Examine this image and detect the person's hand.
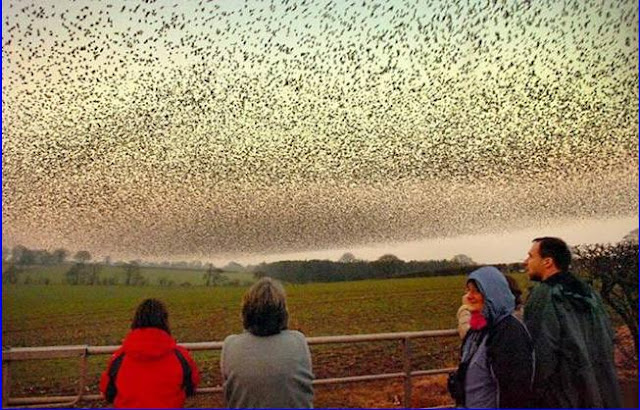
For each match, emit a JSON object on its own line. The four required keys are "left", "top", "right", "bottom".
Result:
{"left": 461, "top": 293, "right": 471, "bottom": 310}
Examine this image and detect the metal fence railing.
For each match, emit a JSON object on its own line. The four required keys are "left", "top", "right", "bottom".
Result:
{"left": 2, "top": 329, "right": 458, "bottom": 408}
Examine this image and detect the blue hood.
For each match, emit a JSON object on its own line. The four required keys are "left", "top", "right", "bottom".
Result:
{"left": 468, "top": 266, "right": 515, "bottom": 325}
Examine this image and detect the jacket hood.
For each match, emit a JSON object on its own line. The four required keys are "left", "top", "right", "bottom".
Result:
{"left": 122, "top": 327, "right": 176, "bottom": 360}
{"left": 468, "top": 266, "right": 515, "bottom": 325}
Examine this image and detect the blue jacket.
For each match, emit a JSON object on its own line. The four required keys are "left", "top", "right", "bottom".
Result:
{"left": 459, "top": 267, "right": 534, "bottom": 408}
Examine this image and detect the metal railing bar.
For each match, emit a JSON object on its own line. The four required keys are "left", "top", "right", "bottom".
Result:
{"left": 6, "top": 400, "right": 85, "bottom": 409}
{"left": 3, "top": 345, "right": 88, "bottom": 361}
{"left": 313, "top": 372, "right": 406, "bottom": 385}
{"left": 411, "top": 367, "right": 457, "bottom": 377}
{"left": 307, "top": 329, "right": 458, "bottom": 344}
{"left": 194, "top": 386, "right": 223, "bottom": 394}
{"left": 4, "top": 329, "right": 459, "bottom": 361}
{"left": 85, "top": 345, "right": 121, "bottom": 355}
{"left": 8, "top": 394, "right": 102, "bottom": 405}
{"left": 176, "top": 341, "right": 225, "bottom": 351}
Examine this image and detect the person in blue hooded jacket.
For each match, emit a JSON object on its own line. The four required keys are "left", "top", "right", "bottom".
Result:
{"left": 448, "top": 266, "right": 534, "bottom": 408}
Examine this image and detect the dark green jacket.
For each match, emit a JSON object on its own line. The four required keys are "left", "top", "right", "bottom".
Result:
{"left": 524, "top": 272, "right": 622, "bottom": 408}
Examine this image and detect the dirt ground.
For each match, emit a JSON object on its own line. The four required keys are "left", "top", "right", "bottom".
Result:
{"left": 614, "top": 326, "right": 639, "bottom": 408}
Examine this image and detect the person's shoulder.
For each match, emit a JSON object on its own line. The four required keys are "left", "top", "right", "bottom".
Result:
{"left": 525, "top": 282, "right": 555, "bottom": 315}
{"left": 282, "top": 330, "right": 309, "bottom": 346}
{"left": 527, "top": 281, "right": 555, "bottom": 304}
{"left": 223, "top": 332, "right": 244, "bottom": 346}
{"left": 491, "top": 315, "right": 513, "bottom": 332}
{"left": 496, "top": 315, "right": 529, "bottom": 335}
{"left": 489, "top": 316, "right": 532, "bottom": 350}
{"left": 282, "top": 329, "right": 307, "bottom": 339}
{"left": 109, "top": 346, "right": 126, "bottom": 362}
{"left": 174, "top": 344, "right": 194, "bottom": 358}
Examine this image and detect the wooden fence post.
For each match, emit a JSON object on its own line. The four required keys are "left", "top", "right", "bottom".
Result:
{"left": 403, "top": 337, "right": 412, "bottom": 408}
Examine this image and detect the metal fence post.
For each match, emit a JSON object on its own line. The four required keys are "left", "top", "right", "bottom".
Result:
{"left": 402, "top": 337, "right": 412, "bottom": 408}
{"left": 3, "top": 360, "right": 10, "bottom": 407}
{"left": 73, "top": 347, "right": 89, "bottom": 406}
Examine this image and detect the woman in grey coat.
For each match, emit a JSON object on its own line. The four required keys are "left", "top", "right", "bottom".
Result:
{"left": 221, "top": 277, "right": 314, "bottom": 408}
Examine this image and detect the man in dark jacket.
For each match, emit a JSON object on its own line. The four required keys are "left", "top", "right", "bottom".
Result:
{"left": 523, "top": 237, "right": 622, "bottom": 408}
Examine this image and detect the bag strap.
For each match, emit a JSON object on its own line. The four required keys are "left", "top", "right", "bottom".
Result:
{"left": 174, "top": 348, "right": 195, "bottom": 397}
{"left": 105, "top": 353, "right": 126, "bottom": 403}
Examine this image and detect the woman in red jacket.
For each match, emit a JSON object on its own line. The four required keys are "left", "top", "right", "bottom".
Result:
{"left": 99, "top": 298, "right": 200, "bottom": 408}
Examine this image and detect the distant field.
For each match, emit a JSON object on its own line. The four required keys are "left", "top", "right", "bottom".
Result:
{"left": 2, "top": 263, "right": 255, "bottom": 286}
{"left": 2, "top": 273, "right": 531, "bottom": 407}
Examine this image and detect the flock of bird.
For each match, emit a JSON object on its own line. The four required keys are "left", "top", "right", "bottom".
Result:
{"left": 2, "top": 0, "right": 638, "bottom": 261}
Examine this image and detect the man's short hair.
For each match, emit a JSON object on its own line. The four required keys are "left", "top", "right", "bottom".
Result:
{"left": 533, "top": 237, "right": 572, "bottom": 272}
{"left": 242, "top": 277, "right": 289, "bottom": 336}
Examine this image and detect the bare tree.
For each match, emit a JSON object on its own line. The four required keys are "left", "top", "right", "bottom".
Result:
{"left": 203, "top": 264, "right": 224, "bottom": 286}
{"left": 338, "top": 252, "right": 357, "bottom": 263}
{"left": 3, "top": 262, "right": 21, "bottom": 284}
{"left": 573, "top": 242, "right": 639, "bottom": 355}
{"left": 123, "top": 261, "right": 145, "bottom": 286}
{"left": 88, "top": 263, "right": 101, "bottom": 285}
{"left": 52, "top": 248, "right": 69, "bottom": 264}
{"left": 73, "top": 250, "right": 92, "bottom": 264}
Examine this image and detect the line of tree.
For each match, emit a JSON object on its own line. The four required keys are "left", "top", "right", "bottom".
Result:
{"left": 3, "top": 245, "right": 75, "bottom": 266}
{"left": 2, "top": 245, "right": 243, "bottom": 273}
{"left": 252, "top": 253, "right": 478, "bottom": 283}
{"left": 2, "top": 245, "right": 97, "bottom": 266}
{"left": 64, "top": 260, "right": 148, "bottom": 286}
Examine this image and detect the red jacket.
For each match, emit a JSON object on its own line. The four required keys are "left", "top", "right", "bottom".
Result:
{"left": 99, "top": 328, "right": 200, "bottom": 408}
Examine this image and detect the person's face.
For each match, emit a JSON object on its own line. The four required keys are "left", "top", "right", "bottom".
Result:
{"left": 465, "top": 281, "right": 484, "bottom": 312}
{"left": 524, "top": 241, "right": 546, "bottom": 281}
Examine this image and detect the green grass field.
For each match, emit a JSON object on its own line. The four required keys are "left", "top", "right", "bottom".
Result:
{"left": 4, "top": 274, "right": 506, "bottom": 346}
{"left": 2, "top": 273, "right": 532, "bottom": 407}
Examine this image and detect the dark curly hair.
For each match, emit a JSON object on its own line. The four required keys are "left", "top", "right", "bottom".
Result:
{"left": 242, "top": 277, "right": 289, "bottom": 337}
{"left": 131, "top": 298, "right": 171, "bottom": 334}
{"left": 504, "top": 274, "right": 523, "bottom": 308}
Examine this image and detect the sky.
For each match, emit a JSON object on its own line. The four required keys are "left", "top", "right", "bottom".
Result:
{"left": 244, "top": 215, "right": 639, "bottom": 266}
{"left": 2, "top": 0, "right": 638, "bottom": 265}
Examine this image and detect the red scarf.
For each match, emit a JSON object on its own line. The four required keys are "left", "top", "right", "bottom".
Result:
{"left": 469, "top": 310, "right": 487, "bottom": 330}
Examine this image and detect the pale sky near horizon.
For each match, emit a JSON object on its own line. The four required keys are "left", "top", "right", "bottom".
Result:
{"left": 2, "top": 0, "right": 638, "bottom": 263}
{"left": 180, "top": 215, "right": 639, "bottom": 267}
